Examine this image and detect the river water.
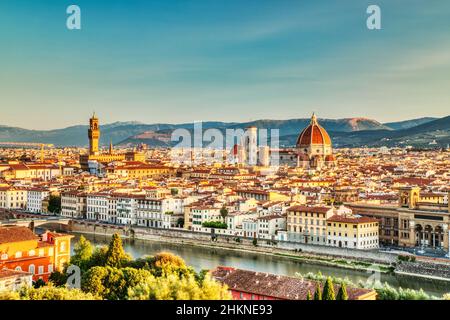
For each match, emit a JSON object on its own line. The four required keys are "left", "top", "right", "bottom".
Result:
{"left": 72, "top": 232, "right": 450, "bottom": 297}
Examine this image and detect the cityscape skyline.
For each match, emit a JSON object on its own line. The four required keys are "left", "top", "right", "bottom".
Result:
{"left": 0, "top": 0, "right": 449, "bottom": 129}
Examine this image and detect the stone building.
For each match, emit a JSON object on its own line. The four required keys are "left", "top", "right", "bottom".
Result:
{"left": 348, "top": 187, "right": 450, "bottom": 251}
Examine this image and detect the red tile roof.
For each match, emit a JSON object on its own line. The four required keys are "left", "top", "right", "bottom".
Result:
{"left": 211, "top": 266, "right": 375, "bottom": 300}
{"left": 0, "top": 226, "right": 38, "bottom": 244}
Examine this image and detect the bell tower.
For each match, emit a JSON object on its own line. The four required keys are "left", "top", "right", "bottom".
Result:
{"left": 88, "top": 112, "right": 100, "bottom": 155}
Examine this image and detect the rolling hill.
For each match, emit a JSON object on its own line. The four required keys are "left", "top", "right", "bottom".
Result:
{"left": 0, "top": 116, "right": 447, "bottom": 148}
{"left": 383, "top": 117, "right": 437, "bottom": 130}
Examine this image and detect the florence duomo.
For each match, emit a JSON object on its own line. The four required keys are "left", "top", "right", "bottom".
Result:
{"left": 296, "top": 113, "right": 336, "bottom": 170}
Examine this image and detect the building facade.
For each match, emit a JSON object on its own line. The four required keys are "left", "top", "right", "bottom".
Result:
{"left": 0, "top": 226, "right": 72, "bottom": 282}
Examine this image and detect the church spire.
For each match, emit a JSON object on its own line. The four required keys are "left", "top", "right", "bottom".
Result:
{"left": 109, "top": 139, "right": 114, "bottom": 154}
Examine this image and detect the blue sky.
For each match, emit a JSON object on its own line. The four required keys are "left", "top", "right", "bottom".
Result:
{"left": 0, "top": 0, "right": 449, "bottom": 129}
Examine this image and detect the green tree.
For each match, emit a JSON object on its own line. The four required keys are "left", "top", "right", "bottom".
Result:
{"left": 33, "top": 279, "right": 46, "bottom": 289}
{"left": 322, "top": 277, "right": 336, "bottom": 300}
{"left": 90, "top": 245, "right": 108, "bottom": 267}
{"left": 19, "top": 284, "right": 99, "bottom": 300}
{"left": 47, "top": 195, "right": 61, "bottom": 214}
{"left": 71, "top": 236, "right": 93, "bottom": 271}
{"left": 105, "top": 234, "right": 131, "bottom": 268}
{"left": 306, "top": 290, "right": 312, "bottom": 300}
{"left": 336, "top": 283, "right": 348, "bottom": 300}
{"left": 81, "top": 266, "right": 155, "bottom": 300}
{"left": 314, "top": 285, "right": 322, "bottom": 300}
{"left": 150, "top": 252, "right": 194, "bottom": 277}
{"left": 220, "top": 206, "right": 228, "bottom": 222}
{"left": 127, "top": 272, "right": 231, "bottom": 300}
{"left": 81, "top": 266, "right": 110, "bottom": 298}
{"left": 48, "top": 270, "right": 68, "bottom": 287}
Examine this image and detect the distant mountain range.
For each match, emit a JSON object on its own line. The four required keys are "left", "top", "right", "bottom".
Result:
{"left": 383, "top": 117, "right": 437, "bottom": 130}
{"left": 0, "top": 116, "right": 447, "bottom": 148}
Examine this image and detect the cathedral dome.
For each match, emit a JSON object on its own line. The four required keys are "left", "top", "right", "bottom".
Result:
{"left": 296, "top": 113, "right": 332, "bottom": 146}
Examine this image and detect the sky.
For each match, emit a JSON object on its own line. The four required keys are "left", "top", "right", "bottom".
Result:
{"left": 0, "top": 0, "right": 449, "bottom": 129}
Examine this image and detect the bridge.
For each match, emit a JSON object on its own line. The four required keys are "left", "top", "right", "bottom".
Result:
{"left": 0, "top": 211, "right": 72, "bottom": 231}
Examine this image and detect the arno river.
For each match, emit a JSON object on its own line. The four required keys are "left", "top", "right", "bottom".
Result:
{"left": 72, "top": 233, "right": 450, "bottom": 297}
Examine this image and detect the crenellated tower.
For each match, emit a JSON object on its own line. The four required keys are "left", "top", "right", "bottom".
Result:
{"left": 88, "top": 112, "right": 100, "bottom": 155}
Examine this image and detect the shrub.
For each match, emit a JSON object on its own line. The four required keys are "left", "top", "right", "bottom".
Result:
{"left": 202, "top": 221, "right": 227, "bottom": 229}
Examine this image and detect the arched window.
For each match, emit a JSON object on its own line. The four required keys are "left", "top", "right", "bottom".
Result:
{"left": 28, "top": 264, "right": 35, "bottom": 274}
{"left": 15, "top": 251, "right": 22, "bottom": 258}
{"left": 15, "top": 266, "right": 22, "bottom": 271}
{"left": 1, "top": 254, "right": 8, "bottom": 260}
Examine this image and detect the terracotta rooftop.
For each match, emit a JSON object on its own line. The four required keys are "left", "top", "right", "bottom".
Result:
{"left": 211, "top": 266, "right": 375, "bottom": 300}
{"left": 0, "top": 269, "right": 32, "bottom": 280}
{"left": 0, "top": 226, "right": 38, "bottom": 244}
{"left": 327, "top": 214, "right": 379, "bottom": 224}
{"left": 287, "top": 205, "right": 331, "bottom": 213}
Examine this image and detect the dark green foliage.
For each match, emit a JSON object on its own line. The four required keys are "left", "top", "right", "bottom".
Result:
{"left": 314, "top": 285, "right": 322, "bottom": 300}
{"left": 202, "top": 221, "right": 227, "bottom": 229}
{"left": 48, "top": 270, "right": 68, "bottom": 287}
{"left": 398, "top": 255, "right": 416, "bottom": 263}
{"left": 336, "top": 283, "right": 348, "bottom": 300}
{"left": 33, "top": 279, "right": 46, "bottom": 289}
{"left": 47, "top": 195, "right": 61, "bottom": 214}
{"left": 322, "top": 277, "right": 336, "bottom": 300}
{"left": 220, "top": 207, "right": 228, "bottom": 222}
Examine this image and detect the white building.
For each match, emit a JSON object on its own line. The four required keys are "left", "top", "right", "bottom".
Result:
{"left": 0, "top": 187, "right": 27, "bottom": 210}
{"left": 257, "top": 215, "right": 286, "bottom": 240}
{"left": 191, "top": 206, "right": 222, "bottom": 232}
{"left": 116, "top": 196, "right": 137, "bottom": 226}
{"left": 61, "top": 192, "right": 87, "bottom": 219}
{"left": 86, "top": 193, "right": 111, "bottom": 222}
{"left": 26, "top": 188, "right": 49, "bottom": 213}
{"left": 242, "top": 219, "right": 258, "bottom": 238}
{"left": 136, "top": 197, "right": 169, "bottom": 229}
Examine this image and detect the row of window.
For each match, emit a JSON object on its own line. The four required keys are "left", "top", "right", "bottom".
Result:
{"left": 289, "top": 212, "right": 325, "bottom": 218}
{"left": 289, "top": 218, "right": 326, "bottom": 226}
{"left": 1, "top": 248, "right": 54, "bottom": 260}
{"left": 328, "top": 231, "right": 378, "bottom": 237}
{"left": 18, "top": 264, "right": 54, "bottom": 275}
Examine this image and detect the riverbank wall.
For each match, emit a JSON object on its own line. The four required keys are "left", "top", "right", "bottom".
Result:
{"left": 70, "top": 220, "right": 397, "bottom": 266}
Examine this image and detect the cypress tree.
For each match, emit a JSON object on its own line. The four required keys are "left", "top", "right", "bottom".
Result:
{"left": 306, "top": 290, "right": 312, "bottom": 300}
{"left": 337, "top": 283, "right": 349, "bottom": 300}
{"left": 105, "top": 233, "right": 128, "bottom": 268}
{"left": 314, "top": 285, "right": 322, "bottom": 300}
{"left": 322, "top": 277, "right": 336, "bottom": 300}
